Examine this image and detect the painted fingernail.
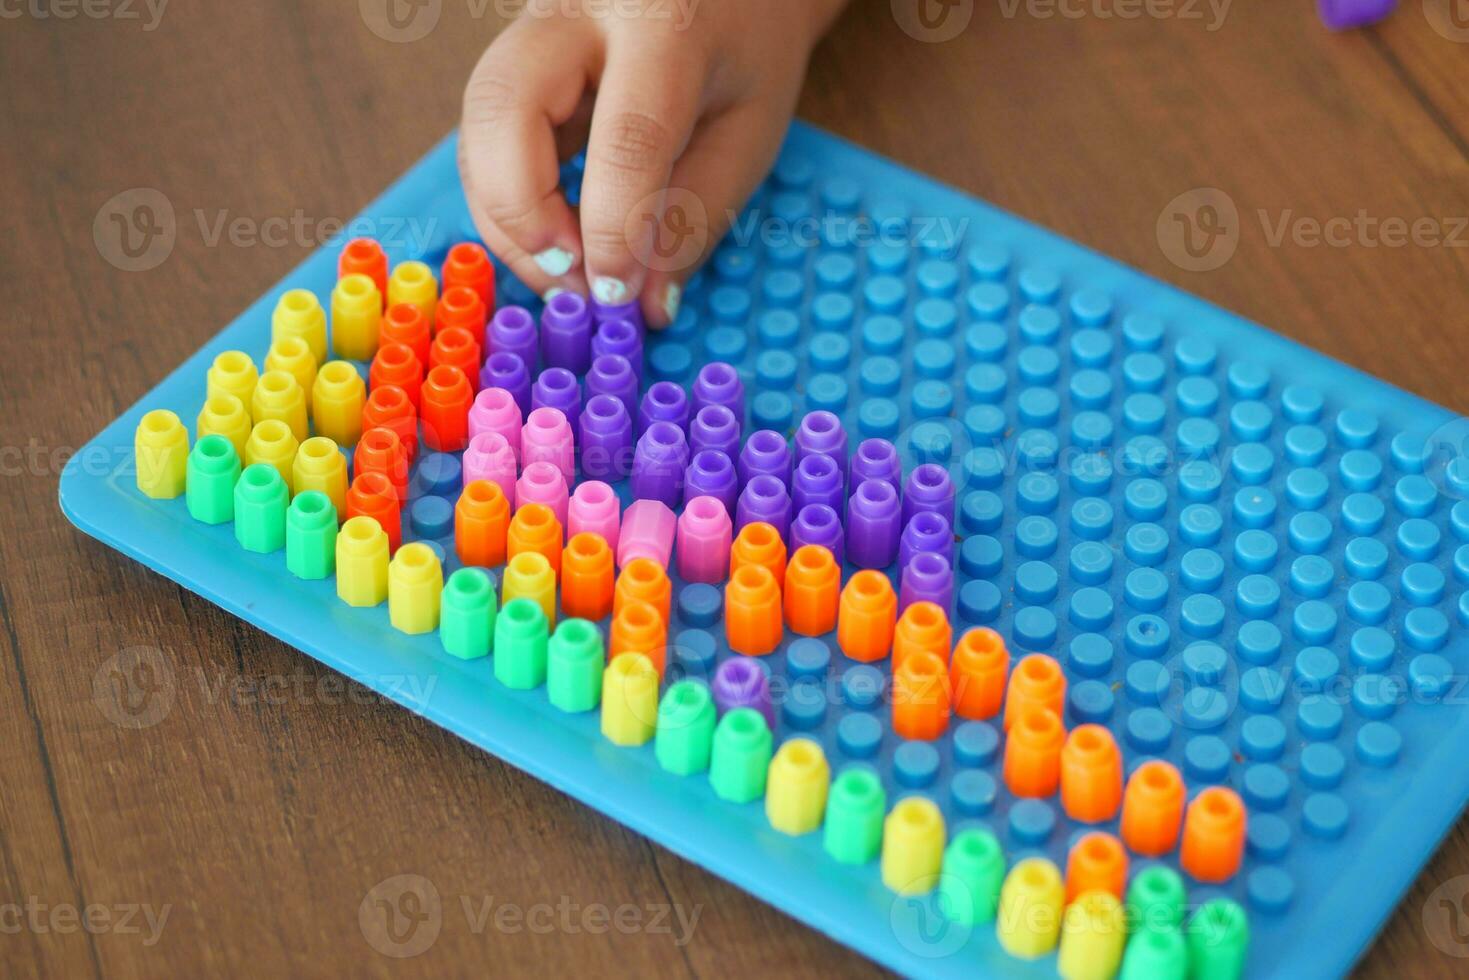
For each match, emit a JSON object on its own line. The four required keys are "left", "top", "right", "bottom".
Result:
{"left": 662, "top": 283, "right": 682, "bottom": 324}
{"left": 592, "top": 277, "right": 630, "bottom": 305}
{"left": 543, "top": 287, "right": 567, "bottom": 302}
{"left": 533, "top": 247, "right": 576, "bottom": 277}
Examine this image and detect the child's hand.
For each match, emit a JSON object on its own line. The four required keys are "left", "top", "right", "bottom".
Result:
{"left": 459, "top": 0, "right": 848, "bottom": 328}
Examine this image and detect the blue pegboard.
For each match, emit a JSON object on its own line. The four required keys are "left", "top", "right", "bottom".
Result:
{"left": 60, "top": 123, "right": 1469, "bottom": 979}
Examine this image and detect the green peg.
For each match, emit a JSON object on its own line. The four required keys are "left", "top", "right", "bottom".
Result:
{"left": 1127, "top": 864, "right": 1188, "bottom": 933}
{"left": 708, "top": 707, "right": 772, "bottom": 804}
{"left": 234, "top": 463, "right": 287, "bottom": 553}
{"left": 286, "top": 491, "right": 337, "bottom": 579}
{"left": 546, "top": 618, "right": 603, "bottom": 710}
{"left": 1187, "top": 899, "right": 1249, "bottom": 980}
{"left": 938, "top": 829, "right": 1005, "bottom": 925}
{"left": 1120, "top": 926, "right": 1187, "bottom": 980}
{"left": 186, "top": 434, "right": 240, "bottom": 524}
{"left": 440, "top": 568, "right": 496, "bottom": 660}
{"left": 822, "top": 767, "right": 886, "bottom": 865}
{"left": 493, "top": 597, "right": 548, "bottom": 689}
{"left": 654, "top": 681, "right": 716, "bottom": 775}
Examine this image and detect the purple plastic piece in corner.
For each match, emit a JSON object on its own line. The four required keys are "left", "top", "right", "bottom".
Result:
{"left": 684, "top": 450, "right": 739, "bottom": 518}
{"left": 540, "top": 291, "right": 594, "bottom": 375}
{"left": 1318, "top": 0, "right": 1396, "bottom": 30}
{"left": 899, "top": 511, "right": 955, "bottom": 571}
{"left": 690, "top": 405, "right": 742, "bottom": 462}
{"left": 638, "top": 382, "right": 690, "bottom": 436}
{"left": 794, "top": 410, "right": 849, "bottom": 474}
{"left": 488, "top": 306, "right": 539, "bottom": 377}
{"left": 531, "top": 366, "right": 582, "bottom": 431}
{"left": 737, "top": 429, "right": 793, "bottom": 491}
{"left": 902, "top": 463, "right": 955, "bottom": 527}
{"left": 630, "top": 420, "right": 690, "bottom": 508}
{"left": 735, "top": 474, "right": 793, "bottom": 541}
{"left": 579, "top": 394, "right": 634, "bottom": 481}
{"left": 481, "top": 351, "right": 532, "bottom": 416}
{"left": 790, "top": 503, "right": 844, "bottom": 566}
{"left": 591, "top": 319, "right": 644, "bottom": 384}
{"left": 691, "top": 362, "right": 745, "bottom": 425}
{"left": 712, "top": 657, "right": 774, "bottom": 729}
{"left": 791, "top": 453, "right": 845, "bottom": 515}
{"left": 899, "top": 552, "right": 954, "bottom": 615}
{"left": 846, "top": 479, "right": 902, "bottom": 570}
{"left": 585, "top": 354, "right": 639, "bottom": 419}
{"left": 591, "top": 295, "right": 643, "bottom": 331}
{"left": 850, "top": 438, "right": 902, "bottom": 496}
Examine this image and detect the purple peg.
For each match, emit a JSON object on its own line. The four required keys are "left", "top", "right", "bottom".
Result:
{"left": 846, "top": 479, "right": 902, "bottom": 569}
{"left": 712, "top": 657, "right": 774, "bottom": 729}
{"left": 691, "top": 362, "right": 745, "bottom": 425}
{"left": 735, "top": 474, "right": 793, "bottom": 541}
{"left": 684, "top": 450, "right": 738, "bottom": 519}
{"left": 481, "top": 351, "right": 532, "bottom": 416}
{"left": 585, "top": 354, "right": 639, "bottom": 419}
{"left": 851, "top": 438, "right": 901, "bottom": 496}
{"left": 631, "top": 420, "right": 689, "bottom": 508}
{"left": 790, "top": 503, "right": 844, "bottom": 566}
{"left": 591, "top": 317, "right": 644, "bottom": 384}
{"left": 488, "top": 306, "right": 539, "bottom": 376}
{"left": 899, "top": 511, "right": 955, "bottom": 571}
{"left": 690, "top": 405, "right": 742, "bottom": 462}
{"left": 579, "top": 394, "right": 634, "bottom": 481}
{"left": 540, "top": 291, "right": 594, "bottom": 375}
{"left": 899, "top": 552, "right": 954, "bottom": 615}
{"left": 1318, "top": 0, "right": 1396, "bottom": 31}
{"left": 531, "top": 366, "right": 582, "bottom": 431}
{"left": 591, "top": 295, "right": 643, "bottom": 331}
{"left": 638, "top": 381, "right": 690, "bottom": 436}
{"left": 791, "top": 453, "right": 845, "bottom": 516}
{"left": 737, "top": 429, "right": 792, "bottom": 489}
{"left": 794, "top": 410, "right": 849, "bottom": 475}
{"left": 902, "top": 463, "right": 956, "bottom": 527}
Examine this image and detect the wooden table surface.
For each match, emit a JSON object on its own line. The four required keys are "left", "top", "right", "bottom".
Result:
{"left": 4, "top": 0, "right": 1469, "bottom": 976}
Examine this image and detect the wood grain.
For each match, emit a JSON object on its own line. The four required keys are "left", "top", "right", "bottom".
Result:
{"left": 2, "top": 0, "right": 1467, "bottom": 976}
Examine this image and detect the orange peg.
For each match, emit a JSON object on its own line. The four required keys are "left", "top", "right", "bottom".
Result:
{"left": 1065, "top": 832, "right": 1128, "bottom": 902}
{"left": 725, "top": 563, "right": 783, "bottom": 656}
{"left": 455, "top": 480, "right": 510, "bottom": 568}
{"left": 380, "top": 302, "right": 432, "bottom": 366}
{"left": 1004, "top": 654, "right": 1067, "bottom": 731}
{"left": 369, "top": 341, "right": 424, "bottom": 409}
{"left": 950, "top": 627, "right": 1009, "bottom": 720}
{"left": 353, "top": 427, "right": 409, "bottom": 501}
{"left": 1180, "top": 786, "right": 1247, "bottom": 883}
{"left": 837, "top": 570, "right": 897, "bottom": 662}
{"left": 429, "top": 325, "right": 481, "bottom": 392}
{"left": 892, "top": 601, "right": 952, "bottom": 671}
{"left": 440, "top": 242, "right": 495, "bottom": 313}
{"left": 609, "top": 599, "right": 668, "bottom": 675}
{"left": 1121, "top": 760, "right": 1187, "bottom": 857}
{"left": 345, "top": 471, "right": 402, "bottom": 552}
{"left": 783, "top": 545, "right": 840, "bottom": 636}
{"left": 362, "top": 384, "right": 418, "bottom": 464}
{"left": 420, "top": 364, "right": 473, "bottom": 452}
{"left": 561, "top": 532, "right": 615, "bottom": 620}
{"left": 339, "top": 238, "right": 388, "bottom": 302}
{"left": 729, "top": 521, "right": 787, "bottom": 587}
{"left": 892, "top": 650, "right": 952, "bottom": 741}
{"left": 1060, "top": 724, "right": 1124, "bottom": 823}
{"left": 507, "top": 502, "right": 563, "bottom": 574}
{"left": 1002, "top": 706, "right": 1065, "bottom": 798}
{"left": 435, "top": 285, "right": 488, "bottom": 348}
{"left": 614, "top": 557, "right": 672, "bottom": 625}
